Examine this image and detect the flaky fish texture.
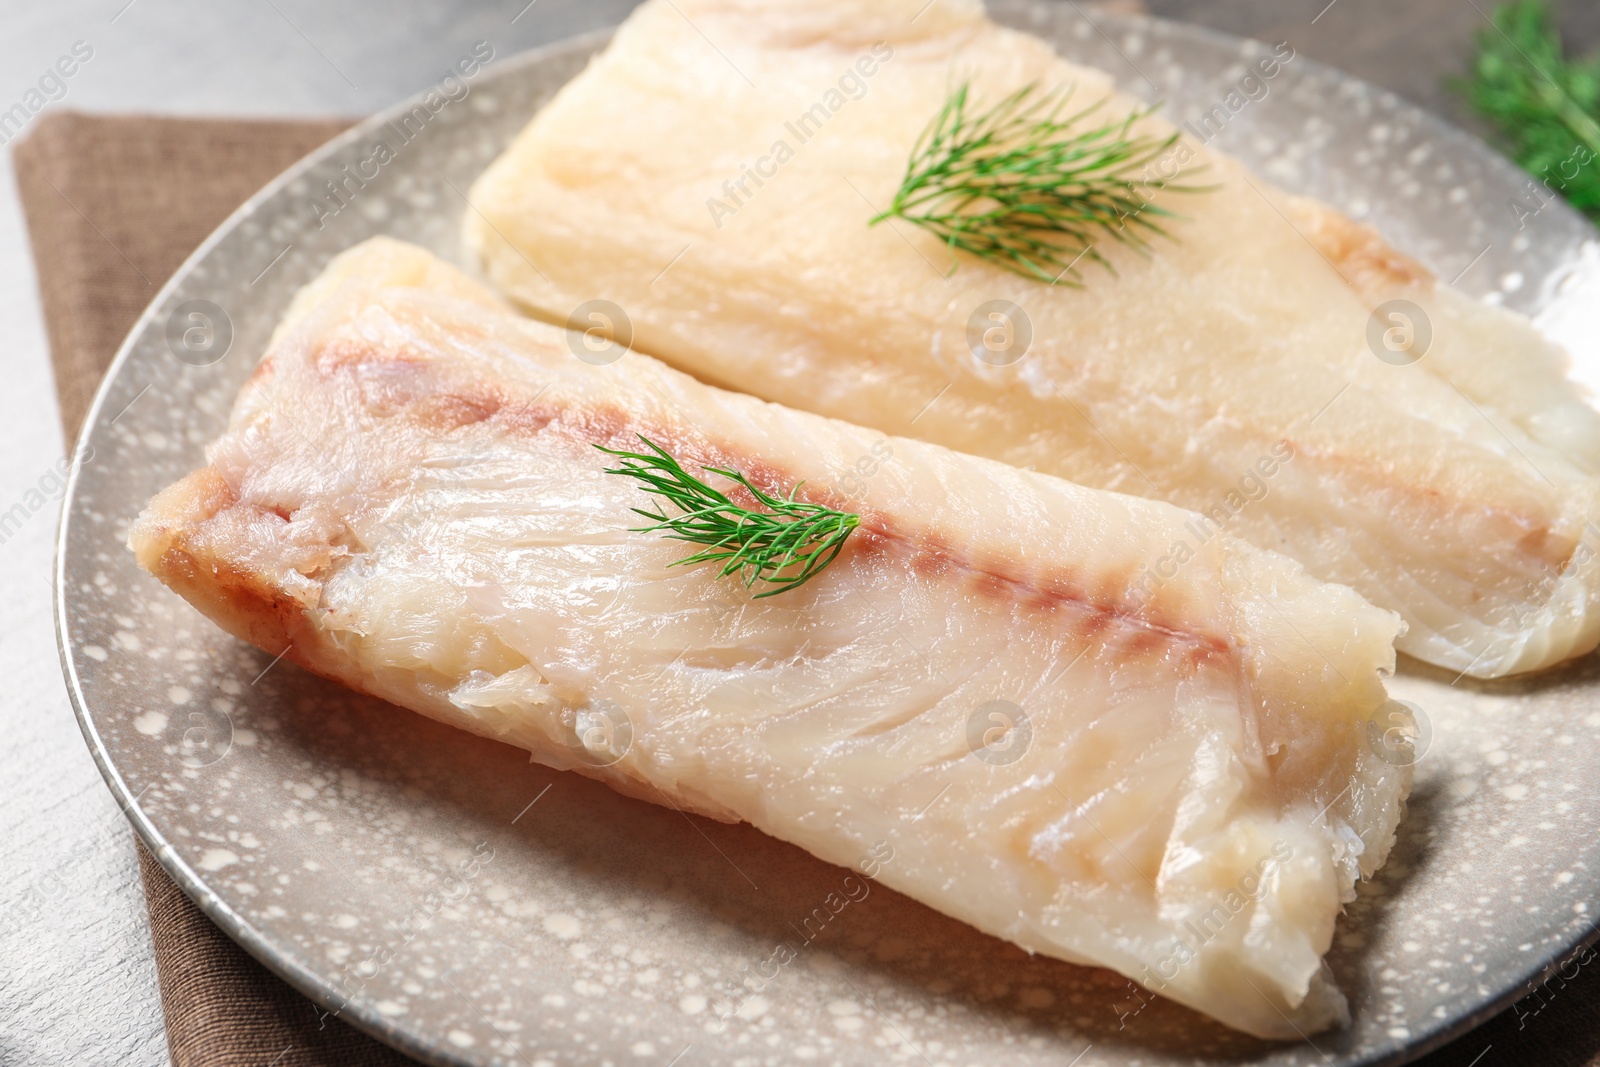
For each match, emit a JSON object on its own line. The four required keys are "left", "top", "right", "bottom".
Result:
{"left": 465, "top": 0, "right": 1600, "bottom": 678}
{"left": 131, "top": 238, "right": 1408, "bottom": 1039}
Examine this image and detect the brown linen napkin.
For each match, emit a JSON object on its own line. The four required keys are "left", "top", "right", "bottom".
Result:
{"left": 16, "top": 110, "right": 413, "bottom": 1067}
{"left": 14, "top": 109, "right": 1600, "bottom": 1067}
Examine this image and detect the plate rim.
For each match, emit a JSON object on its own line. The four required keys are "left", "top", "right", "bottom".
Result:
{"left": 50, "top": 8, "right": 1600, "bottom": 1066}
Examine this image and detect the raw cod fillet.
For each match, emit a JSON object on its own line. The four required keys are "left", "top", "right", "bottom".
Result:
{"left": 129, "top": 238, "right": 1408, "bottom": 1039}
{"left": 464, "top": 0, "right": 1600, "bottom": 678}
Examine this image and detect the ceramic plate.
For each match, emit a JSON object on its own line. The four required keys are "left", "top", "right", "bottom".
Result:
{"left": 57, "top": 5, "right": 1600, "bottom": 1065}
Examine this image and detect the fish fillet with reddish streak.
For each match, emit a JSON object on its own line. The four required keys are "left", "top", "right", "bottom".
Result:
{"left": 130, "top": 238, "right": 1408, "bottom": 1039}
{"left": 465, "top": 0, "right": 1600, "bottom": 678}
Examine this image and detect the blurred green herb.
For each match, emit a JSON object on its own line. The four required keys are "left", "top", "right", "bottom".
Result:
{"left": 1464, "top": 0, "right": 1600, "bottom": 220}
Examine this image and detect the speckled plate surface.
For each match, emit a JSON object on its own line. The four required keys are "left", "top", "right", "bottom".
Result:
{"left": 57, "top": 6, "right": 1600, "bottom": 1066}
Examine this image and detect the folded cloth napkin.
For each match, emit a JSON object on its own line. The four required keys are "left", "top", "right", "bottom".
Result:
{"left": 14, "top": 108, "right": 1599, "bottom": 1067}
{"left": 16, "top": 111, "right": 413, "bottom": 1067}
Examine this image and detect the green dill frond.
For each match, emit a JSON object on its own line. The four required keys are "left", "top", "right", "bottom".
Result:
{"left": 1464, "top": 0, "right": 1600, "bottom": 219}
{"left": 597, "top": 436, "right": 860, "bottom": 598}
{"left": 870, "top": 81, "right": 1210, "bottom": 285}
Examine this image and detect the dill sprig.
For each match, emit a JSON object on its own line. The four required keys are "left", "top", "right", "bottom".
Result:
{"left": 1465, "top": 0, "right": 1600, "bottom": 220}
{"left": 870, "top": 82, "right": 1208, "bottom": 284}
{"left": 596, "top": 436, "right": 860, "bottom": 598}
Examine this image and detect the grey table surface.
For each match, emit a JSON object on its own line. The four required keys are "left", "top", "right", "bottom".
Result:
{"left": 0, "top": 1, "right": 1594, "bottom": 1065}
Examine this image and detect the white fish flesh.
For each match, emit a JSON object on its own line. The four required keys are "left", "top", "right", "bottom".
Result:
{"left": 130, "top": 238, "right": 1408, "bottom": 1039}
{"left": 464, "top": 0, "right": 1600, "bottom": 678}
